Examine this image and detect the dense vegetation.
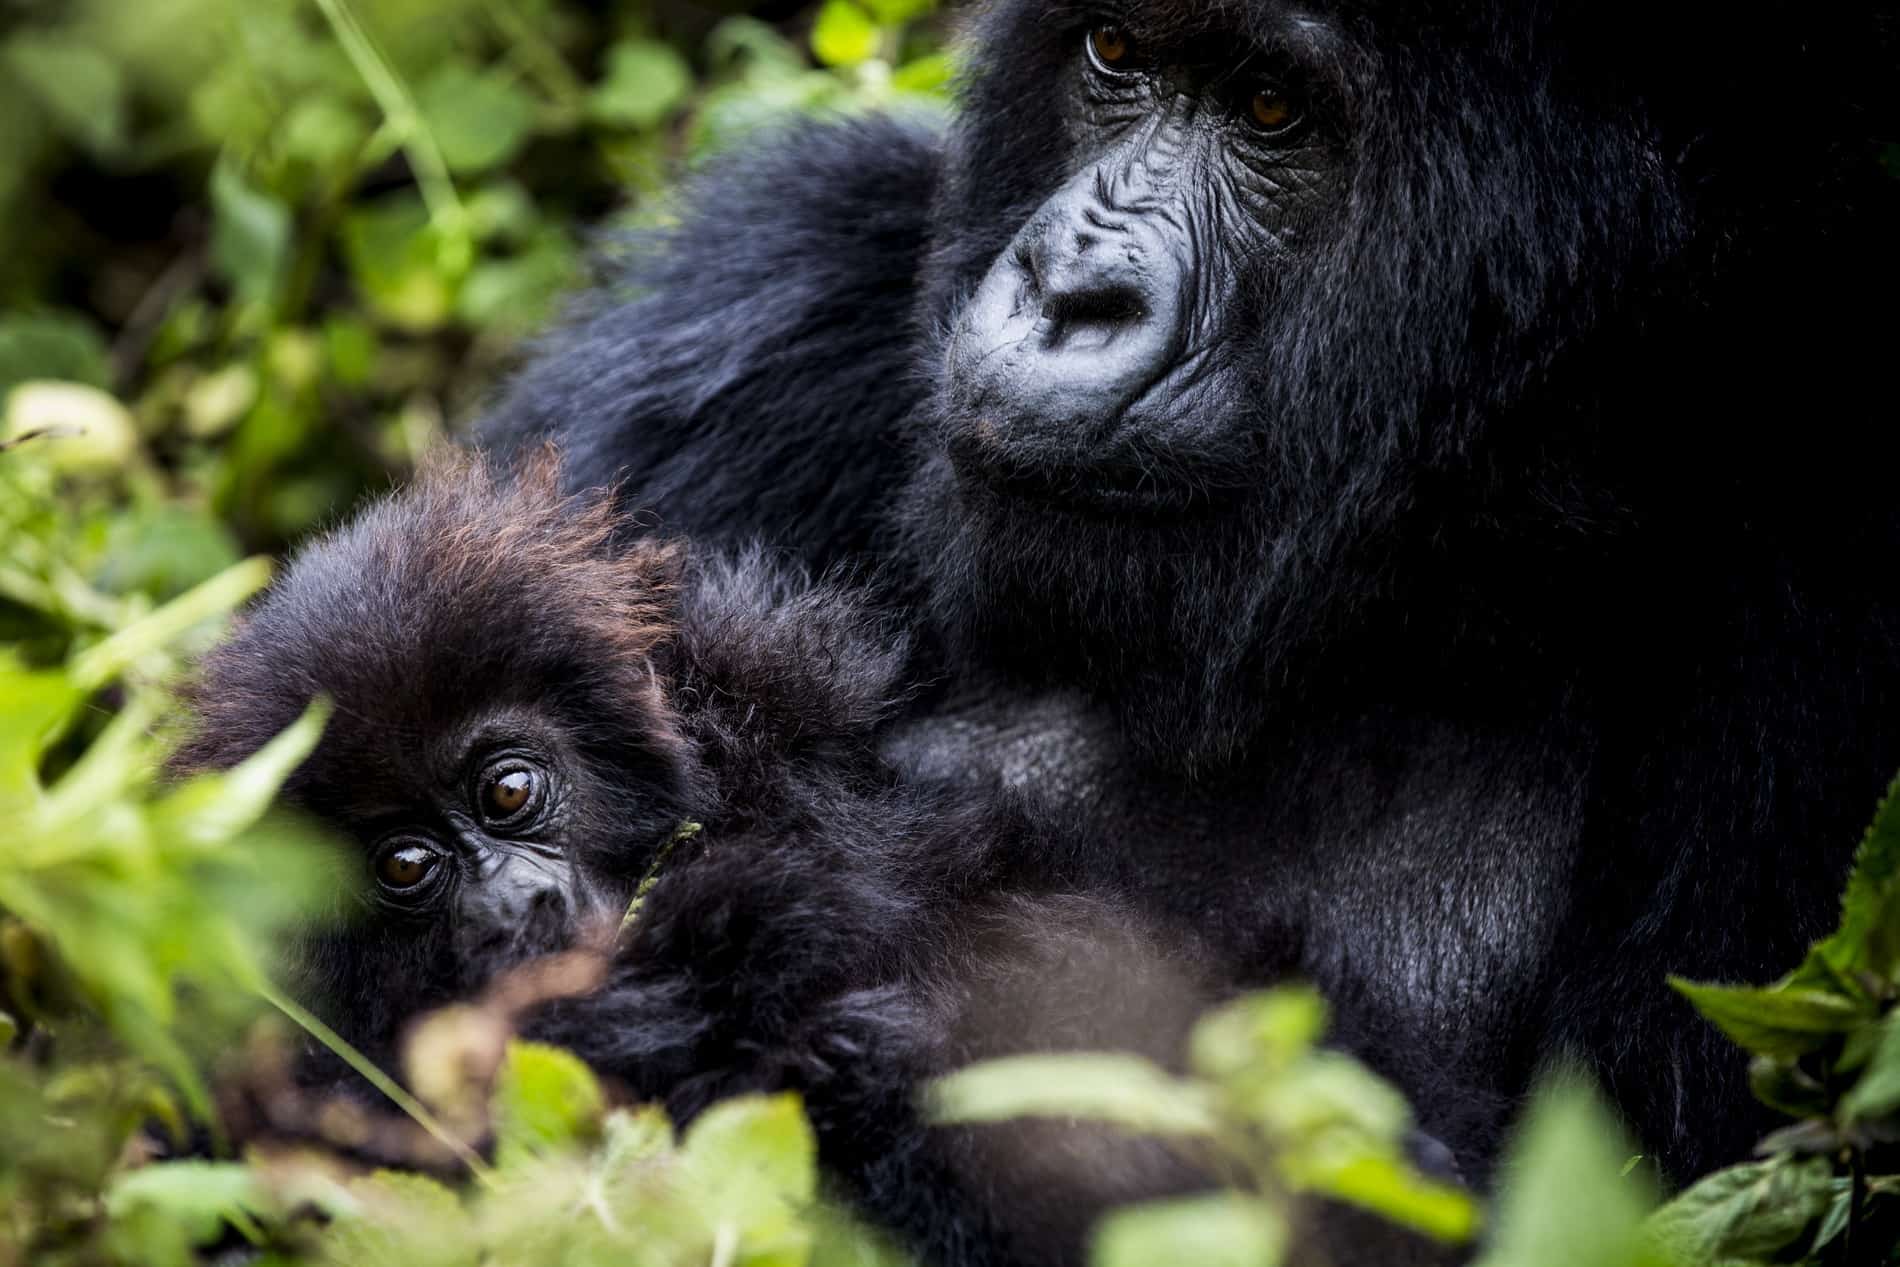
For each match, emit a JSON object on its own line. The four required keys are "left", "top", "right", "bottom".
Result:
{"left": 3, "top": 2, "right": 1898, "bottom": 1262}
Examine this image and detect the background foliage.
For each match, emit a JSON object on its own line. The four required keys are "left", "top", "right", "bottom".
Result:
{"left": 2, "top": 0, "right": 1898, "bottom": 1263}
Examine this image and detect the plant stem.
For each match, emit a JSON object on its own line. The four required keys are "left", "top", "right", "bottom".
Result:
{"left": 258, "top": 979, "right": 494, "bottom": 1183}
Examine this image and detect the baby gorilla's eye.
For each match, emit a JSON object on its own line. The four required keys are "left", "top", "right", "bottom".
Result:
{"left": 1086, "top": 26, "right": 1138, "bottom": 73}
{"left": 373, "top": 841, "right": 442, "bottom": 894}
{"left": 478, "top": 762, "right": 541, "bottom": 824}
{"left": 1246, "top": 85, "right": 1304, "bottom": 135}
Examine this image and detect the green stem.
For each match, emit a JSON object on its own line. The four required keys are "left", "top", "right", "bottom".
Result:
{"left": 258, "top": 979, "right": 494, "bottom": 1183}
{"left": 308, "top": 0, "right": 470, "bottom": 262}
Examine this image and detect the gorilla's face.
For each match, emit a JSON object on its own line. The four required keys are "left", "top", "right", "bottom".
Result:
{"left": 909, "top": 0, "right": 1684, "bottom": 759}
{"left": 941, "top": 16, "right": 1345, "bottom": 515}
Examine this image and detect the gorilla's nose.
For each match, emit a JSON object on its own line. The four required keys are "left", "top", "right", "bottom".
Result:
{"left": 949, "top": 194, "right": 1184, "bottom": 442}
{"left": 1027, "top": 233, "right": 1154, "bottom": 354}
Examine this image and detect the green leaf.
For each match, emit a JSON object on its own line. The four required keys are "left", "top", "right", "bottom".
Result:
{"left": 0, "top": 312, "right": 110, "bottom": 396}
{"left": 811, "top": 0, "right": 881, "bottom": 68}
{"left": 891, "top": 52, "right": 955, "bottom": 97}
{"left": 106, "top": 1160, "right": 272, "bottom": 1245}
{"left": 680, "top": 1091, "right": 819, "bottom": 1210}
{"left": 0, "top": 655, "right": 82, "bottom": 804}
{"left": 1804, "top": 772, "right": 1900, "bottom": 990}
{"left": 927, "top": 1052, "right": 1217, "bottom": 1136}
{"left": 457, "top": 236, "right": 577, "bottom": 332}
{"left": 1299, "top": 1150, "right": 1481, "bottom": 1245}
{"left": 591, "top": 40, "right": 693, "bottom": 131}
{"left": 3, "top": 381, "right": 142, "bottom": 475}
{"left": 1670, "top": 978, "right": 1869, "bottom": 1059}
{"left": 1476, "top": 1076, "right": 1666, "bottom": 1267}
{"left": 1190, "top": 985, "right": 1327, "bottom": 1083}
{"left": 1092, "top": 1194, "right": 1287, "bottom": 1267}
{"left": 280, "top": 97, "right": 371, "bottom": 169}
{"left": 417, "top": 64, "right": 537, "bottom": 176}
{"left": 210, "top": 160, "right": 292, "bottom": 304}
{"left": 2, "top": 32, "right": 127, "bottom": 156}
{"left": 340, "top": 194, "right": 463, "bottom": 331}
{"left": 70, "top": 555, "right": 273, "bottom": 691}
{"left": 677, "top": 1093, "right": 819, "bottom": 1266}
{"left": 152, "top": 695, "right": 328, "bottom": 850}
{"left": 1647, "top": 1156, "right": 1833, "bottom": 1263}
{"left": 1840, "top": 1009, "right": 1900, "bottom": 1122}
{"left": 491, "top": 1040, "right": 606, "bottom": 1168}
{"left": 862, "top": 0, "right": 935, "bottom": 23}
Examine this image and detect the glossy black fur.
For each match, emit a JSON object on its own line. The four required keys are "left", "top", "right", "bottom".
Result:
{"left": 182, "top": 461, "right": 1336, "bottom": 1266}
{"left": 482, "top": 0, "right": 1900, "bottom": 1188}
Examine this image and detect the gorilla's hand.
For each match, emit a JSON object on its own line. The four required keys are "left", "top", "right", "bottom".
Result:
{"left": 520, "top": 836, "right": 934, "bottom": 1139}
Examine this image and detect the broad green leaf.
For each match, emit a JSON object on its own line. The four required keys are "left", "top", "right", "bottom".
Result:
{"left": 1670, "top": 978, "right": 1869, "bottom": 1059}
{"left": 417, "top": 64, "right": 537, "bottom": 176}
{"left": 1190, "top": 985, "right": 1326, "bottom": 1082}
{"left": 1295, "top": 1150, "right": 1481, "bottom": 1245}
{"left": 3, "top": 381, "right": 141, "bottom": 475}
{"left": 491, "top": 1040, "right": 606, "bottom": 1168}
{"left": 70, "top": 555, "right": 272, "bottom": 691}
{"left": 892, "top": 53, "right": 954, "bottom": 97}
{"left": 210, "top": 160, "right": 292, "bottom": 304}
{"left": 0, "top": 311, "right": 110, "bottom": 395}
{"left": 927, "top": 1052, "right": 1217, "bottom": 1136}
{"left": 597, "top": 1102, "right": 676, "bottom": 1179}
{"left": 811, "top": 0, "right": 880, "bottom": 68}
{"left": 151, "top": 695, "right": 328, "bottom": 849}
{"left": 1839, "top": 1009, "right": 1900, "bottom": 1122}
{"left": 1253, "top": 1050, "right": 1412, "bottom": 1144}
{"left": 0, "top": 1009, "right": 16, "bottom": 1046}
{"left": 680, "top": 1091, "right": 818, "bottom": 1208}
{"left": 341, "top": 194, "right": 463, "bottom": 331}
{"left": 1803, "top": 772, "right": 1900, "bottom": 989}
{"left": 679, "top": 1092, "right": 819, "bottom": 1266}
{"left": 95, "top": 505, "right": 243, "bottom": 602}
{"left": 592, "top": 40, "right": 693, "bottom": 131}
{"left": 457, "top": 236, "right": 578, "bottom": 332}
{"left": 281, "top": 97, "right": 371, "bottom": 169}
{"left": 1477, "top": 1077, "right": 1667, "bottom": 1267}
{"left": 862, "top": 0, "right": 935, "bottom": 23}
{"left": 2, "top": 32, "right": 127, "bottom": 155}
{"left": 106, "top": 1160, "right": 271, "bottom": 1246}
{"left": 1647, "top": 1156, "right": 1832, "bottom": 1262}
{"left": 1092, "top": 1194, "right": 1287, "bottom": 1267}
{"left": 0, "top": 656, "right": 81, "bottom": 804}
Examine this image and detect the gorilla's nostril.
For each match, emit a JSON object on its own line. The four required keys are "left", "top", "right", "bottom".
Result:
{"left": 1042, "top": 285, "right": 1148, "bottom": 333}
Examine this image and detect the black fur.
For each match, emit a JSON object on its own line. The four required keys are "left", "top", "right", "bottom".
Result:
{"left": 481, "top": 0, "right": 1900, "bottom": 1188}
{"left": 185, "top": 459, "right": 1372, "bottom": 1266}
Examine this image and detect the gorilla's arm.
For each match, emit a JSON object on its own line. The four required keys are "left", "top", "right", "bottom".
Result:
{"left": 478, "top": 117, "right": 942, "bottom": 569}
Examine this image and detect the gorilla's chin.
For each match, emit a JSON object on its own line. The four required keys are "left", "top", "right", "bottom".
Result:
{"left": 899, "top": 449, "right": 1279, "bottom": 766}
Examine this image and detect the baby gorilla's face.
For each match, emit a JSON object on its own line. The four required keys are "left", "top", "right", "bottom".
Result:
{"left": 175, "top": 450, "right": 699, "bottom": 1060}
{"left": 342, "top": 712, "right": 607, "bottom": 963}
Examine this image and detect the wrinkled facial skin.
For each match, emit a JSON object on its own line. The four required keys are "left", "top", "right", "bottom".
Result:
{"left": 315, "top": 710, "right": 609, "bottom": 968}
{"left": 942, "top": 12, "right": 1344, "bottom": 513}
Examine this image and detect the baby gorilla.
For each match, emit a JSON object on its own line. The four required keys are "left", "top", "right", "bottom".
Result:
{"left": 177, "top": 453, "right": 1239, "bottom": 1267}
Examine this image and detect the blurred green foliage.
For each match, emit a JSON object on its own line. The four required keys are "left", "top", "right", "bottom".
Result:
{"left": 6, "top": 0, "right": 1900, "bottom": 1262}
{"left": 0, "top": 0, "right": 951, "bottom": 552}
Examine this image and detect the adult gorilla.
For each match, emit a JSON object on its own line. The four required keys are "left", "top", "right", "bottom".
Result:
{"left": 485, "top": 1, "right": 1900, "bottom": 1186}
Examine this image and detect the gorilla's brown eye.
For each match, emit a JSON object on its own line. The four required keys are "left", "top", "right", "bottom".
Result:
{"left": 374, "top": 843, "right": 440, "bottom": 893}
{"left": 1087, "top": 26, "right": 1135, "bottom": 71}
{"left": 1248, "top": 88, "right": 1301, "bottom": 134}
{"left": 480, "top": 764, "right": 538, "bottom": 822}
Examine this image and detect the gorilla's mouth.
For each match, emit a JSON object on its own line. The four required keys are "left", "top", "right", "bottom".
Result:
{"left": 946, "top": 431, "right": 1219, "bottom": 518}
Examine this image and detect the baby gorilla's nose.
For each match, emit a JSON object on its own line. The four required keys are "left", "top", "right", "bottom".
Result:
{"left": 458, "top": 854, "right": 575, "bottom": 961}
